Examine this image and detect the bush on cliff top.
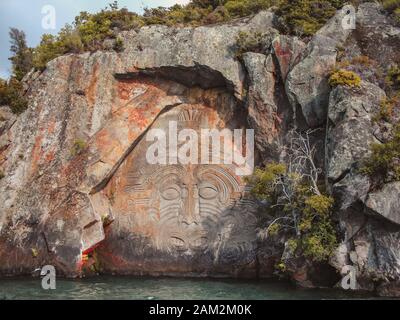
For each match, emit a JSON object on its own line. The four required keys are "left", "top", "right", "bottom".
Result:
{"left": 23, "top": 0, "right": 349, "bottom": 72}
{"left": 276, "top": 0, "right": 345, "bottom": 36}
{"left": 235, "top": 30, "right": 268, "bottom": 58}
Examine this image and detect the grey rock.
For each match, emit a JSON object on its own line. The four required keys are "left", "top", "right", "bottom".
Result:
{"left": 286, "top": 6, "right": 355, "bottom": 127}
{"left": 272, "top": 35, "right": 306, "bottom": 81}
{"left": 242, "top": 52, "right": 279, "bottom": 156}
{"left": 120, "top": 11, "right": 278, "bottom": 98}
{"left": 355, "top": 2, "right": 400, "bottom": 66}
{"left": 333, "top": 169, "right": 370, "bottom": 210}
{"left": 365, "top": 182, "right": 400, "bottom": 226}
{"left": 326, "top": 81, "right": 385, "bottom": 184}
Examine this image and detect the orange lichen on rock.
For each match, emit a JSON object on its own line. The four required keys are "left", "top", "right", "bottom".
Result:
{"left": 86, "top": 63, "right": 99, "bottom": 108}
{"left": 30, "top": 133, "right": 44, "bottom": 175}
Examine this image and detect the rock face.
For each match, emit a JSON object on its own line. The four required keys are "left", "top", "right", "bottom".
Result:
{"left": 365, "top": 182, "right": 400, "bottom": 226}
{"left": 324, "top": 3, "right": 400, "bottom": 297}
{"left": 285, "top": 6, "right": 353, "bottom": 128}
{"left": 243, "top": 52, "right": 280, "bottom": 156}
{"left": 0, "top": 12, "right": 277, "bottom": 278}
{"left": 1, "top": 4, "right": 400, "bottom": 296}
{"left": 326, "top": 81, "right": 385, "bottom": 185}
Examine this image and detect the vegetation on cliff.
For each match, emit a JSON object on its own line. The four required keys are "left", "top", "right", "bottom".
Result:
{"left": 0, "top": 0, "right": 352, "bottom": 115}
{"left": 361, "top": 65, "right": 400, "bottom": 185}
{"left": 382, "top": 0, "right": 400, "bottom": 23}
{"left": 329, "top": 69, "right": 362, "bottom": 88}
{"left": 0, "top": 29, "right": 29, "bottom": 114}
{"left": 247, "top": 130, "right": 337, "bottom": 266}
{"left": 362, "top": 64, "right": 400, "bottom": 185}
{"left": 12, "top": 1, "right": 354, "bottom": 74}
{"left": 361, "top": 125, "right": 400, "bottom": 184}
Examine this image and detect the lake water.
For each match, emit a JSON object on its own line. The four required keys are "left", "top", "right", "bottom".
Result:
{"left": 0, "top": 276, "right": 378, "bottom": 300}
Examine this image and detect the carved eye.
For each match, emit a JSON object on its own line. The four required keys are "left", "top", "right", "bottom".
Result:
{"left": 199, "top": 184, "right": 218, "bottom": 199}
{"left": 160, "top": 186, "right": 180, "bottom": 200}
{"left": 170, "top": 237, "right": 186, "bottom": 250}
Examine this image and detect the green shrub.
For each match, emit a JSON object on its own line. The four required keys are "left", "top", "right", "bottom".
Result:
{"left": 374, "top": 97, "right": 398, "bottom": 123}
{"left": 143, "top": 4, "right": 212, "bottom": 26}
{"left": 381, "top": 0, "right": 400, "bottom": 24}
{"left": 300, "top": 195, "right": 336, "bottom": 262}
{"left": 235, "top": 30, "right": 267, "bottom": 58}
{"left": 33, "top": 34, "right": 65, "bottom": 70}
{"left": 382, "top": 0, "right": 400, "bottom": 13}
{"left": 0, "top": 78, "right": 28, "bottom": 114}
{"left": 395, "top": 8, "right": 400, "bottom": 23}
{"left": 386, "top": 65, "right": 400, "bottom": 91}
{"left": 247, "top": 162, "right": 287, "bottom": 200}
{"left": 302, "top": 217, "right": 337, "bottom": 262}
{"left": 249, "top": 161, "right": 337, "bottom": 263}
{"left": 31, "top": 248, "right": 38, "bottom": 258}
{"left": 8, "top": 28, "right": 33, "bottom": 81}
{"left": 113, "top": 37, "right": 124, "bottom": 52}
{"left": 329, "top": 69, "right": 362, "bottom": 88}
{"left": 276, "top": 0, "right": 345, "bottom": 36}
{"left": 225, "top": 0, "right": 276, "bottom": 17}
{"left": 361, "top": 125, "right": 400, "bottom": 183}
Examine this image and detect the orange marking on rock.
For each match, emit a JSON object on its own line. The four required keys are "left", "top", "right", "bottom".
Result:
{"left": 45, "top": 149, "right": 56, "bottom": 163}
{"left": 273, "top": 41, "right": 291, "bottom": 74}
{"left": 47, "top": 120, "right": 56, "bottom": 135}
{"left": 30, "top": 134, "right": 44, "bottom": 174}
{"left": 86, "top": 63, "right": 99, "bottom": 108}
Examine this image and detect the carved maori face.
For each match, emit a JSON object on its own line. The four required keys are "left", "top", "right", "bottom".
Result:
{"left": 133, "top": 164, "right": 242, "bottom": 252}
{"left": 104, "top": 104, "right": 257, "bottom": 261}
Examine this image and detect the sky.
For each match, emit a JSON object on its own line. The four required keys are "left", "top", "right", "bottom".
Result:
{"left": 0, "top": 0, "right": 190, "bottom": 79}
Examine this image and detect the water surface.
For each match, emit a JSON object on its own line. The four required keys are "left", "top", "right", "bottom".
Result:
{"left": 0, "top": 276, "right": 376, "bottom": 300}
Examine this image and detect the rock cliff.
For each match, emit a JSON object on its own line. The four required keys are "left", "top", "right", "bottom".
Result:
{"left": 1, "top": 3, "right": 400, "bottom": 296}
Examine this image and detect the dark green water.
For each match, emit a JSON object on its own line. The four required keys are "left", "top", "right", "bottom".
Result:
{"left": 0, "top": 276, "right": 377, "bottom": 300}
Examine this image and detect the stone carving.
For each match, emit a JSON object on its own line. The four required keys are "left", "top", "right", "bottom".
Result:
{"left": 98, "top": 104, "right": 258, "bottom": 275}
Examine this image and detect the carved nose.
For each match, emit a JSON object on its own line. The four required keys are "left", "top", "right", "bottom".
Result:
{"left": 180, "top": 184, "right": 200, "bottom": 225}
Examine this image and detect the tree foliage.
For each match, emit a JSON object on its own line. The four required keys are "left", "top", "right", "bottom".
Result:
{"left": 8, "top": 28, "right": 33, "bottom": 81}
{"left": 0, "top": 78, "right": 28, "bottom": 114}
{"left": 248, "top": 130, "right": 337, "bottom": 264}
